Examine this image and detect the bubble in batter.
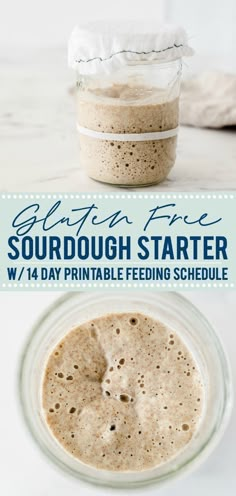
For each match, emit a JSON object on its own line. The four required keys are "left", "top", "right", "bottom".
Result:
{"left": 77, "top": 84, "right": 179, "bottom": 186}
{"left": 42, "top": 312, "right": 204, "bottom": 471}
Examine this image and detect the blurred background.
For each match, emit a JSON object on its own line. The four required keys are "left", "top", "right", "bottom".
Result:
{"left": 167, "top": 0, "right": 236, "bottom": 72}
{"left": 1, "top": 0, "right": 235, "bottom": 70}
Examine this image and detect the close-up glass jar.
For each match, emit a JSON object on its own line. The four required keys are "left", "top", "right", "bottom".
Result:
{"left": 19, "top": 292, "right": 232, "bottom": 490}
{"left": 68, "top": 22, "right": 193, "bottom": 187}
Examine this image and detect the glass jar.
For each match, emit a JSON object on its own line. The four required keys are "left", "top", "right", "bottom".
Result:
{"left": 19, "top": 292, "right": 232, "bottom": 489}
{"left": 76, "top": 60, "right": 181, "bottom": 187}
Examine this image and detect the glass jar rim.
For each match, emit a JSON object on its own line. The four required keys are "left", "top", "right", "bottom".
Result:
{"left": 18, "top": 292, "right": 233, "bottom": 490}
{"left": 126, "top": 58, "right": 182, "bottom": 66}
{"left": 76, "top": 58, "right": 182, "bottom": 79}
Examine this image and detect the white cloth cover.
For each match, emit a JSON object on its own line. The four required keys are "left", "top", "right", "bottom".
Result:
{"left": 68, "top": 21, "right": 193, "bottom": 75}
{"left": 180, "top": 71, "right": 236, "bottom": 128}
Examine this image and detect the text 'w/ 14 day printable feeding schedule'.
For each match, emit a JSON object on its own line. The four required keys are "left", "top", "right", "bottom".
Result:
{"left": 0, "top": 2, "right": 236, "bottom": 496}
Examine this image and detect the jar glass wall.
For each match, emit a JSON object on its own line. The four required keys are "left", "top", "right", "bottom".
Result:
{"left": 19, "top": 292, "right": 232, "bottom": 489}
{"left": 76, "top": 60, "right": 181, "bottom": 187}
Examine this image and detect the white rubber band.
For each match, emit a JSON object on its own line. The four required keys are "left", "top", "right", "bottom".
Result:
{"left": 77, "top": 124, "right": 179, "bottom": 142}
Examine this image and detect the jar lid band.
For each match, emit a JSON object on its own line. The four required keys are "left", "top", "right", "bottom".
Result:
{"left": 77, "top": 124, "right": 179, "bottom": 142}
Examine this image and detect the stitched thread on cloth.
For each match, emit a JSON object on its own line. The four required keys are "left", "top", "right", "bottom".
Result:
{"left": 75, "top": 44, "right": 184, "bottom": 64}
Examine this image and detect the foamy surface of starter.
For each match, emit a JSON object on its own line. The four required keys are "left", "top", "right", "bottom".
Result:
{"left": 77, "top": 84, "right": 179, "bottom": 186}
{"left": 43, "top": 313, "right": 203, "bottom": 471}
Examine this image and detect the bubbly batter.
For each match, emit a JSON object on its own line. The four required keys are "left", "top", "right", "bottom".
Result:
{"left": 42, "top": 312, "right": 203, "bottom": 471}
{"left": 77, "top": 84, "right": 179, "bottom": 186}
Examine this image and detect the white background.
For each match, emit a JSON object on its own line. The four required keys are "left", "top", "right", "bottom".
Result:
{"left": 0, "top": 0, "right": 235, "bottom": 70}
{"left": 0, "top": 291, "right": 235, "bottom": 495}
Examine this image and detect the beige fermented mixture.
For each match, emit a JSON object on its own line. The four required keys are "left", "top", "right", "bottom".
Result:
{"left": 42, "top": 313, "right": 203, "bottom": 471}
{"left": 77, "top": 85, "right": 179, "bottom": 186}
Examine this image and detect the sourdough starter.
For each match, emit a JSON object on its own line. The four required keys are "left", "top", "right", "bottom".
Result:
{"left": 77, "top": 84, "right": 179, "bottom": 186}
{"left": 42, "top": 312, "right": 203, "bottom": 471}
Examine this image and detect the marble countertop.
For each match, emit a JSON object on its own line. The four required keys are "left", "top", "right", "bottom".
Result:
{"left": 1, "top": 48, "right": 236, "bottom": 192}
{"left": 1, "top": 290, "right": 235, "bottom": 495}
